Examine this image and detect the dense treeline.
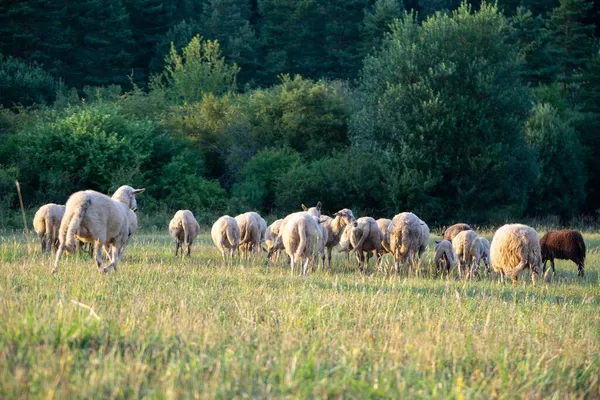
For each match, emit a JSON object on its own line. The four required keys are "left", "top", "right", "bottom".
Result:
{"left": 0, "top": 0, "right": 599, "bottom": 226}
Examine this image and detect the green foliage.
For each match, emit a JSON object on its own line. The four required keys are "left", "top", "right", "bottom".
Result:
{"left": 231, "top": 148, "right": 301, "bottom": 212}
{"left": 154, "top": 35, "right": 240, "bottom": 104}
{"left": 150, "top": 20, "right": 202, "bottom": 73}
{"left": 525, "top": 102, "right": 586, "bottom": 219}
{"left": 359, "top": 0, "right": 404, "bottom": 57}
{"left": 351, "top": 2, "right": 535, "bottom": 222}
{"left": 0, "top": 55, "right": 58, "bottom": 107}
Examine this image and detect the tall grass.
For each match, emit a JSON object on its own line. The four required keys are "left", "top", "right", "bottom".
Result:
{"left": 0, "top": 230, "right": 598, "bottom": 398}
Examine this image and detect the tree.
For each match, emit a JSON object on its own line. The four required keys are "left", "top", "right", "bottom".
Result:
{"left": 351, "top": 2, "right": 535, "bottom": 222}
{"left": 154, "top": 35, "right": 239, "bottom": 104}
{"left": 546, "top": 0, "right": 595, "bottom": 93}
{"left": 359, "top": 0, "right": 404, "bottom": 58}
{"left": 525, "top": 103, "right": 586, "bottom": 219}
{"left": 0, "top": 55, "right": 58, "bottom": 107}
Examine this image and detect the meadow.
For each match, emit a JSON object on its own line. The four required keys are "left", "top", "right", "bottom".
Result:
{"left": 0, "top": 228, "right": 599, "bottom": 399}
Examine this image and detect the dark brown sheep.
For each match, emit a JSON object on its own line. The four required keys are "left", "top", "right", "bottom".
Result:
{"left": 540, "top": 230, "right": 586, "bottom": 277}
{"left": 442, "top": 223, "right": 472, "bottom": 241}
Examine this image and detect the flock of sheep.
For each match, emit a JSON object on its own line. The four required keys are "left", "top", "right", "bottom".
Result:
{"left": 33, "top": 186, "right": 587, "bottom": 285}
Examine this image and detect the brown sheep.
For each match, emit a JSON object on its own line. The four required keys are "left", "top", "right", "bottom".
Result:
{"left": 540, "top": 230, "right": 586, "bottom": 277}
{"left": 443, "top": 223, "right": 473, "bottom": 241}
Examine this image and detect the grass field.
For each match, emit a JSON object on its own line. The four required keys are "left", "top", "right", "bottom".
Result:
{"left": 0, "top": 228, "right": 599, "bottom": 398}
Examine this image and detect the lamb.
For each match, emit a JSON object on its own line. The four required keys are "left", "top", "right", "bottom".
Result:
{"left": 235, "top": 211, "right": 263, "bottom": 259}
{"left": 470, "top": 236, "right": 491, "bottom": 275}
{"left": 490, "top": 224, "right": 541, "bottom": 286}
{"left": 377, "top": 218, "right": 392, "bottom": 254}
{"left": 434, "top": 239, "right": 455, "bottom": 276}
{"left": 33, "top": 203, "right": 65, "bottom": 253}
{"left": 452, "top": 230, "right": 477, "bottom": 278}
{"left": 211, "top": 215, "right": 241, "bottom": 263}
{"left": 386, "top": 212, "right": 423, "bottom": 273}
{"left": 443, "top": 223, "right": 473, "bottom": 241}
{"left": 53, "top": 185, "right": 145, "bottom": 274}
{"left": 169, "top": 210, "right": 201, "bottom": 257}
{"left": 539, "top": 229, "right": 586, "bottom": 277}
{"left": 268, "top": 211, "right": 322, "bottom": 275}
{"left": 339, "top": 217, "right": 382, "bottom": 272}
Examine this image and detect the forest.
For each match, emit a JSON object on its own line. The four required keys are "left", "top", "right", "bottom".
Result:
{"left": 0, "top": 0, "right": 599, "bottom": 227}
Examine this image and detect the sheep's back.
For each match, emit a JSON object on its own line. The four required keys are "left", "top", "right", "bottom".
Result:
{"left": 443, "top": 223, "right": 472, "bottom": 241}
{"left": 490, "top": 224, "right": 541, "bottom": 275}
{"left": 540, "top": 230, "right": 586, "bottom": 263}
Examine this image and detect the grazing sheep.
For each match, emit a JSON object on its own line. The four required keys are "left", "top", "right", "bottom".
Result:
{"left": 300, "top": 202, "right": 329, "bottom": 268}
{"left": 540, "top": 229, "right": 586, "bottom": 277}
{"left": 387, "top": 212, "right": 422, "bottom": 274}
{"left": 470, "top": 236, "right": 491, "bottom": 275}
{"left": 443, "top": 223, "right": 473, "bottom": 241}
{"left": 235, "top": 212, "right": 263, "bottom": 259}
{"left": 377, "top": 218, "right": 392, "bottom": 254}
{"left": 269, "top": 211, "right": 322, "bottom": 275}
{"left": 339, "top": 217, "right": 382, "bottom": 272}
{"left": 169, "top": 210, "right": 201, "bottom": 257}
{"left": 211, "top": 216, "right": 241, "bottom": 263}
{"left": 53, "top": 185, "right": 145, "bottom": 274}
{"left": 434, "top": 240, "right": 455, "bottom": 276}
{"left": 490, "top": 224, "right": 541, "bottom": 286}
{"left": 452, "top": 230, "right": 477, "bottom": 278}
{"left": 33, "top": 203, "right": 65, "bottom": 253}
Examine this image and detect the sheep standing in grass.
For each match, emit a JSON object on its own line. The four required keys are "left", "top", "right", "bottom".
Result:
{"left": 540, "top": 229, "right": 586, "bottom": 277}
{"left": 339, "top": 217, "right": 382, "bottom": 272}
{"left": 434, "top": 240, "right": 455, "bottom": 276}
{"left": 301, "top": 202, "right": 329, "bottom": 269}
{"left": 169, "top": 210, "right": 200, "bottom": 257}
{"left": 443, "top": 223, "right": 472, "bottom": 241}
{"left": 53, "top": 185, "right": 145, "bottom": 274}
{"left": 269, "top": 211, "right": 322, "bottom": 275}
{"left": 211, "top": 216, "right": 241, "bottom": 263}
{"left": 235, "top": 212, "right": 263, "bottom": 259}
{"left": 377, "top": 218, "right": 392, "bottom": 254}
{"left": 33, "top": 203, "right": 65, "bottom": 253}
{"left": 470, "top": 236, "right": 491, "bottom": 276}
{"left": 264, "top": 219, "right": 283, "bottom": 261}
{"left": 387, "top": 212, "right": 422, "bottom": 274}
{"left": 490, "top": 224, "right": 541, "bottom": 286}
{"left": 452, "top": 230, "right": 477, "bottom": 278}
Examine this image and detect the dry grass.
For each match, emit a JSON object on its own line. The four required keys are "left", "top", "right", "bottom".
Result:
{"left": 0, "top": 229, "right": 599, "bottom": 398}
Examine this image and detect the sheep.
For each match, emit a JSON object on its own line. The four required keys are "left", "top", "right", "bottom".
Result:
{"left": 434, "top": 239, "right": 455, "bottom": 276}
{"left": 386, "top": 212, "right": 422, "bottom": 274}
{"left": 33, "top": 203, "right": 65, "bottom": 253}
{"left": 418, "top": 219, "right": 430, "bottom": 258}
{"left": 104, "top": 208, "right": 138, "bottom": 259}
{"left": 53, "top": 185, "right": 145, "bottom": 274}
{"left": 268, "top": 211, "right": 322, "bottom": 275}
{"left": 470, "top": 236, "right": 491, "bottom": 276}
{"left": 211, "top": 215, "right": 241, "bottom": 263}
{"left": 540, "top": 229, "right": 586, "bottom": 277}
{"left": 338, "top": 217, "right": 382, "bottom": 272}
{"left": 300, "top": 202, "right": 329, "bottom": 269}
{"left": 490, "top": 224, "right": 541, "bottom": 286}
{"left": 452, "top": 230, "right": 477, "bottom": 278}
{"left": 265, "top": 219, "right": 283, "bottom": 252}
{"left": 443, "top": 223, "right": 473, "bottom": 241}
{"left": 377, "top": 218, "right": 392, "bottom": 254}
{"left": 235, "top": 211, "right": 263, "bottom": 259}
{"left": 169, "top": 210, "right": 200, "bottom": 257}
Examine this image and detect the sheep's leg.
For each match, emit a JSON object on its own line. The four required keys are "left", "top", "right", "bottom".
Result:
{"left": 551, "top": 259, "right": 556, "bottom": 276}
{"left": 102, "top": 246, "right": 119, "bottom": 273}
{"left": 174, "top": 241, "right": 180, "bottom": 257}
{"left": 511, "top": 275, "right": 518, "bottom": 286}
{"left": 326, "top": 246, "right": 332, "bottom": 269}
{"left": 577, "top": 262, "right": 585, "bottom": 277}
{"left": 356, "top": 251, "right": 364, "bottom": 272}
{"left": 302, "top": 256, "right": 310, "bottom": 276}
{"left": 187, "top": 243, "right": 192, "bottom": 257}
{"left": 40, "top": 236, "right": 46, "bottom": 254}
{"left": 51, "top": 244, "right": 66, "bottom": 274}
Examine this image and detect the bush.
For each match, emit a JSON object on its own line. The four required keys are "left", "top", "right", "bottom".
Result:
{"left": 0, "top": 55, "right": 58, "bottom": 108}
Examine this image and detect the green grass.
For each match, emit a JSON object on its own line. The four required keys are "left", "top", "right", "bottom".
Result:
{"left": 0, "top": 230, "right": 599, "bottom": 398}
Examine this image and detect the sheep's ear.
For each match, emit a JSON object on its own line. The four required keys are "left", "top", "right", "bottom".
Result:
{"left": 301, "top": 204, "right": 308, "bottom": 211}
{"left": 316, "top": 201, "right": 322, "bottom": 210}
{"left": 133, "top": 188, "right": 145, "bottom": 195}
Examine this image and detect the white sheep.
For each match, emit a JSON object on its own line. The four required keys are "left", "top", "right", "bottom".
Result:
{"left": 452, "top": 229, "right": 477, "bottom": 278}
{"left": 53, "top": 185, "right": 145, "bottom": 274}
{"left": 235, "top": 211, "right": 263, "bottom": 259}
{"left": 33, "top": 203, "right": 65, "bottom": 253}
{"left": 434, "top": 239, "right": 455, "bottom": 276}
{"left": 264, "top": 219, "right": 284, "bottom": 263}
{"left": 211, "top": 215, "right": 241, "bottom": 263}
{"left": 386, "top": 212, "right": 422, "bottom": 274}
{"left": 470, "top": 236, "right": 491, "bottom": 276}
{"left": 339, "top": 217, "right": 382, "bottom": 272}
{"left": 300, "top": 202, "right": 328, "bottom": 269}
{"left": 169, "top": 210, "right": 200, "bottom": 257}
{"left": 270, "top": 211, "right": 322, "bottom": 275}
{"left": 490, "top": 224, "right": 541, "bottom": 286}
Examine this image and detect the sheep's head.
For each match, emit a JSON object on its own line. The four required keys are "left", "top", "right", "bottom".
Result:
{"left": 301, "top": 201, "right": 322, "bottom": 218}
{"left": 333, "top": 208, "right": 357, "bottom": 228}
{"left": 112, "top": 186, "right": 145, "bottom": 211}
